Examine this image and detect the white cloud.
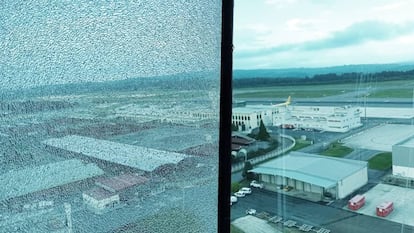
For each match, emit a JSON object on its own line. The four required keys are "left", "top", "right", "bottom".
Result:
{"left": 286, "top": 18, "right": 319, "bottom": 31}
{"left": 264, "top": 0, "right": 297, "bottom": 6}
{"left": 373, "top": 2, "right": 405, "bottom": 12}
{"left": 238, "top": 23, "right": 272, "bottom": 34}
{"left": 234, "top": 0, "right": 414, "bottom": 69}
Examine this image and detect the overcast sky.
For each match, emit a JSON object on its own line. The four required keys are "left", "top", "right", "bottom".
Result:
{"left": 234, "top": 0, "right": 414, "bottom": 69}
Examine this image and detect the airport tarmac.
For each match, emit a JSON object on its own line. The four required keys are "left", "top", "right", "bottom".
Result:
{"left": 345, "top": 183, "right": 414, "bottom": 226}
{"left": 342, "top": 124, "right": 414, "bottom": 151}
{"left": 363, "top": 107, "right": 414, "bottom": 119}
{"left": 232, "top": 215, "right": 282, "bottom": 233}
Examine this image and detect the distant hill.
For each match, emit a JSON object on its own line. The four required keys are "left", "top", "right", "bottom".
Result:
{"left": 2, "top": 71, "right": 219, "bottom": 100}
{"left": 233, "top": 63, "right": 414, "bottom": 79}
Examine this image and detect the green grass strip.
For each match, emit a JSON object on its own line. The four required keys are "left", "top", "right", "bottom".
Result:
{"left": 320, "top": 142, "right": 353, "bottom": 157}
{"left": 369, "top": 152, "right": 392, "bottom": 170}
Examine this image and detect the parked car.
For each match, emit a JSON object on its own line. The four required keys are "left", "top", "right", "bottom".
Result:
{"left": 230, "top": 196, "right": 238, "bottom": 203}
{"left": 246, "top": 208, "right": 256, "bottom": 215}
{"left": 234, "top": 191, "right": 245, "bottom": 198}
{"left": 250, "top": 180, "right": 264, "bottom": 189}
{"left": 239, "top": 187, "right": 252, "bottom": 194}
{"left": 283, "top": 185, "right": 293, "bottom": 192}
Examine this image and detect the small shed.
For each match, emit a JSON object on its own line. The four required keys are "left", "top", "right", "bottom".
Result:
{"left": 82, "top": 187, "right": 120, "bottom": 213}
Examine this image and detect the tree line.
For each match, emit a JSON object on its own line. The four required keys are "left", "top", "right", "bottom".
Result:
{"left": 233, "top": 69, "right": 414, "bottom": 88}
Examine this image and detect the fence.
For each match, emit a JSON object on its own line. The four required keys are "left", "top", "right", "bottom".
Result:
{"left": 231, "top": 134, "right": 296, "bottom": 173}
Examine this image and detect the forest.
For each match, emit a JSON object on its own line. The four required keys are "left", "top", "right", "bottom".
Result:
{"left": 233, "top": 69, "right": 414, "bottom": 88}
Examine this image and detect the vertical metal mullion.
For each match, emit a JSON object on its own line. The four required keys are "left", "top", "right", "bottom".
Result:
{"left": 218, "top": 0, "right": 234, "bottom": 233}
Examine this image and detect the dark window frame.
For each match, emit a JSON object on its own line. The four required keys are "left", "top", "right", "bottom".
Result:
{"left": 218, "top": 1, "right": 234, "bottom": 233}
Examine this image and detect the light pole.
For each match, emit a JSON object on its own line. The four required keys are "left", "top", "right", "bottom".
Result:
{"left": 411, "top": 88, "right": 414, "bottom": 126}
{"left": 364, "top": 93, "right": 370, "bottom": 123}
{"left": 64, "top": 203, "right": 72, "bottom": 233}
{"left": 182, "top": 185, "right": 192, "bottom": 211}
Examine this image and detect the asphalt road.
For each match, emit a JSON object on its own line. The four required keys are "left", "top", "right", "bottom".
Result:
{"left": 231, "top": 189, "right": 414, "bottom": 233}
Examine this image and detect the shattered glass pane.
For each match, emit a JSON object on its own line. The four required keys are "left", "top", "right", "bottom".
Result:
{"left": 0, "top": 1, "right": 221, "bottom": 232}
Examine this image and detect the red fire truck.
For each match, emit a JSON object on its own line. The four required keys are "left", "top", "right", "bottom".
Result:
{"left": 348, "top": 194, "right": 365, "bottom": 210}
{"left": 376, "top": 201, "right": 393, "bottom": 217}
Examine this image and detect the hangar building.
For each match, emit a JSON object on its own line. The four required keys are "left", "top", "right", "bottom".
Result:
{"left": 250, "top": 152, "right": 368, "bottom": 199}
{"left": 392, "top": 136, "right": 414, "bottom": 178}
{"left": 43, "top": 135, "right": 189, "bottom": 172}
{"left": 0, "top": 159, "right": 104, "bottom": 202}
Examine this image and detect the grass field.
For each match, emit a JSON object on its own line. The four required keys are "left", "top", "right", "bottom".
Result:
{"left": 112, "top": 208, "right": 202, "bottom": 233}
{"left": 320, "top": 142, "right": 353, "bottom": 157}
{"left": 234, "top": 89, "right": 342, "bottom": 98}
{"left": 290, "top": 139, "right": 312, "bottom": 151}
{"left": 368, "top": 88, "right": 414, "bottom": 98}
{"left": 369, "top": 152, "right": 392, "bottom": 170}
{"left": 233, "top": 80, "right": 414, "bottom": 99}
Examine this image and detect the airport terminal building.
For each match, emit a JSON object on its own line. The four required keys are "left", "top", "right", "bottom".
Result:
{"left": 251, "top": 152, "right": 368, "bottom": 199}
{"left": 232, "top": 104, "right": 362, "bottom": 133}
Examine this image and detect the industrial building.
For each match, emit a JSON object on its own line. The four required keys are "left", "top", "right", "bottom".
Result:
{"left": 232, "top": 101, "right": 362, "bottom": 133}
{"left": 95, "top": 173, "right": 149, "bottom": 200}
{"left": 274, "top": 105, "right": 362, "bottom": 132}
{"left": 82, "top": 188, "right": 120, "bottom": 213}
{"left": 83, "top": 173, "right": 149, "bottom": 213}
{"left": 231, "top": 133, "right": 255, "bottom": 151}
{"left": 114, "top": 103, "right": 218, "bottom": 125}
{"left": 232, "top": 105, "right": 276, "bottom": 131}
{"left": 43, "top": 135, "right": 189, "bottom": 172}
{"left": 0, "top": 159, "right": 104, "bottom": 202}
{"left": 392, "top": 136, "right": 414, "bottom": 178}
{"left": 250, "top": 152, "right": 368, "bottom": 199}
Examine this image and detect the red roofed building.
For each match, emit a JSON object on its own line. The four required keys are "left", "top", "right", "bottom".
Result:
{"left": 95, "top": 173, "right": 149, "bottom": 201}
{"left": 231, "top": 133, "right": 255, "bottom": 151}
{"left": 83, "top": 173, "right": 149, "bottom": 213}
{"left": 96, "top": 174, "right": 149, "bottom": 193}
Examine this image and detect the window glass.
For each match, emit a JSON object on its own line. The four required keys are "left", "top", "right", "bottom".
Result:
{"left": 231, "top": 1, "right": 414, "bottom": 233}
{"left": 0, "top": 1, "right": 222, "bottom": 232}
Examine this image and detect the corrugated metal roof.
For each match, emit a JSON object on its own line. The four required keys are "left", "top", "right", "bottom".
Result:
{"left": 251, "top": 151, "right": 367, "bottom": 188}
{"left": 0, "top": 159, "right": 104, "bottom": 201}
{"left": 43, "top": 135, "right": 189, "bottom": 172}
{"left": 83, "top": 187, "right": 118, "bottom": 201}
{"left": 96, "top": 174, "right": 148, "bottom": 192}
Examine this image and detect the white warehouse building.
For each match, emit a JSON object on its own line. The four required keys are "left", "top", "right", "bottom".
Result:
{"left": 232, "top": 103, "right": 362, "bottom": 133}
{"left": 251, "top": 152, "right": 368, "bottom": 199}
{"left": 232, "top": 105, "right": 275, "bottom": 131}
{"left": 392, "top": 136, "right": 414, "bottom": 179}
{"left": 276, "top": 105, "right": 362, "bottom": 132}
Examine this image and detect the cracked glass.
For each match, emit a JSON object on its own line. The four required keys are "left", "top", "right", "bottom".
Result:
{"left": 0, "top": 1, "right": 222, "bottom": 232}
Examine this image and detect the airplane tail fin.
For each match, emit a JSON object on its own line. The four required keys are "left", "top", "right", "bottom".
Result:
{"left": 286, "top": 96, "right": 291, "bottom": 106}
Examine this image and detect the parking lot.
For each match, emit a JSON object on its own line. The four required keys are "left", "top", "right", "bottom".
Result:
{"left": 231, "top": 188, "right": 414, "bottom": 233}
{"left": 348, "top": 183, "right": 414, "bottom": 226}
